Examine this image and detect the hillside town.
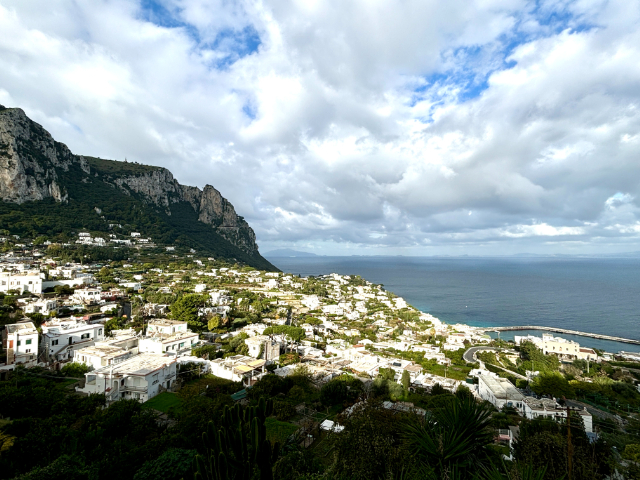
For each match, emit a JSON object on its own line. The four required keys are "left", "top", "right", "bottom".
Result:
{"left": 1, "top": 238, "right": 640, "bottom": 478}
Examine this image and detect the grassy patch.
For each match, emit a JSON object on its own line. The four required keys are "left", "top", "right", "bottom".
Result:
{"left": 422, "top": 364, "right": 471, "bottom": 381}
{"left": 143, "top": 392, "right": 183, "bottom": 413}
{"left": 265, "top": 417, "right": 298, "bottom": 444}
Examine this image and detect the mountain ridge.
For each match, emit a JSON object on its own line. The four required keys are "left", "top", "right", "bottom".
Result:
{"left": 0, "top": 105, "right": 276, "bottom": 271}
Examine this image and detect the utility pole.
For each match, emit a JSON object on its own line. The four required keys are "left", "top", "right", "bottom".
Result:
{"left": 564, "top": 396, "right": 573, "bottom": 480}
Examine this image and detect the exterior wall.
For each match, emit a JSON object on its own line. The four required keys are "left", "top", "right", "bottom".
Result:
{"left": 73, "top": 349, "right": 132, "bottom": 369}
{"left": 0, "top": 273, "right": 42, "bottom": 294}
{"left": 24, "top": 299, "right": 57, "bottom": 315}
{"left": 80, "top": 359, "right": 176, "bottom": 403}
{"left": 3, "top": 329, "right": 39, "bottom": 365}
{"left": 139, "top": 334, "right": 198, "bottom": 355}
{"left": 72, "top": 289, "right": 103, "bottom": 305}
{"left": 523, "top": 404, "right": 593, "bottom": 432}
{"left": 147, "top": 322, "right": 188, "bottom": 335}
{"left": 43, "top": 324, "right": 105, "bottom": 362}
{"left": 477, "top": 376, "right": 524, "bottom": 412}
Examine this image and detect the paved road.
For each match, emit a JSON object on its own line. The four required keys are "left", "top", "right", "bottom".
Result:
{"left": 463, "top": 346, "right": 528, "bottom": 380}
{"left": 463, "top": 346, "right": 499, "bottom": 364}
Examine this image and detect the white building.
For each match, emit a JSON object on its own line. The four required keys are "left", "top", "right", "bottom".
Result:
{"left": 301, "top": 295, "right": 321, "bottom": 310}
{"left": 139, "top": 331, "right": 199, "bottom": 356}
{"left": 23, "top": 298, "right": 58, "bottom": 316}
{"left": 71, "top": 287, "right": 103, "bottom": 305}
{"left": 515, "top": 333, "right": 591, "bottom": 360}
{"left": 2, "top": 322, "right": 39, "bottom": 366}
{"left": 477, "top": 375, "right": 525, "bottom": 413}
{"left": 209, "top": 355, "right": 267, "bottom": 385}
{"left": 245, "top": 335, "right": 281, "bottom": 362}
{"left": 78, "top": 353, "right": 177, "bottom": 403}
{"left": 73, "top": 344, "right": 133, "bottom": 369}
{"left": 522, "top": 396, "right": 593, "bottom": 432}
{"left": 0, "top": 272, "right": 42, "bottom": 294}
{"left": 146, "top": 319, "right": 189, "bottom": 335}
{"left": 41, "top": 319, "right": 105, "bottom": 362}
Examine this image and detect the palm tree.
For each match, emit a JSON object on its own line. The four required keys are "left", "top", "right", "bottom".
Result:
{"left": 402, "top": 397, "right": 496, "bottom": 477}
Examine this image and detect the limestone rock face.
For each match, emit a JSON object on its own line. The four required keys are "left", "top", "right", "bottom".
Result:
{"left": 0, "top": 104, "right": 260, "bottom": 256}
{"left": 197, "top": 185, "right": 258, "bottom": 255}
{"left": 0, "top": 106, "right": 87, "bottom": 203}
{"left": 113, "top": 169, "right": 181, "bottom": 209}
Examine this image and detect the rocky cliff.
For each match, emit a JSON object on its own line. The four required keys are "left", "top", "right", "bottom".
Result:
{"left": 0, "top": 105, "right": 268, "bottom": 264}
{"left": 107, "top": 168, "right": 259, "bottom": 256}
{"left": 0, "top": 106, "right": 90, "bottom": 203}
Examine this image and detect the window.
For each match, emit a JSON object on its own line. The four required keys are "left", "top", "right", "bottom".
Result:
{"left": 98, "top": 329, "right": 103, "bottom": 335}
{"left": 26, "top": 349, "right": 31, "bottom": 353}
{"left": 179, "top": 342, "right": 185, "bottom": 348}
{"left": 17, "top": 340, "right": 21, "bottom": 346}
{"left": 81, "top": 333, "right": 90, "bottom": 340}
{"left": 52, "top": 339, "right": 59, "bottom": 346}
{"left": 26, "top": 339, "right": 32, "bottom": 345}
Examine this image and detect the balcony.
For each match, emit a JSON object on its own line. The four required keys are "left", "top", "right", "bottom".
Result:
{"left": 122, "top": 385, "right": 148, "bottom": 393}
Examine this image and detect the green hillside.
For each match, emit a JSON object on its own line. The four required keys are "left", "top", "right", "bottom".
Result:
{"left": 0, "top": 158, "right": 277, "bottom": 271}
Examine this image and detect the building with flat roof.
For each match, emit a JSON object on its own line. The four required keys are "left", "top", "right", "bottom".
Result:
{"left": 146, "top": 319, "right": 189, "bottom": 336}
{"left": 209, "top": 355, "right": 267, "bottom": 385}
{"left": 0, "top": 272, "right": 42, "bottom": 294}
{"left": 2, "top": 322, "right": 39, "bottom": 366}
{"left": 477, "top": 375, "right": 525, "bottom": 412}
{"left": 41, "top": 319, "right": 104, "bottom": 363}
{"left": 523, "top": 396, "right": 593, "bottom": 432}
{"left": 78, "top": 353, "right": 177, "bottom": 403}
{"left": 139, "top": 331, "right": 198, "bottom": 356}
{"left": 73, "top": 344, "right": 133, "bottom": 369}
{"left": 245, "top": 335, "right": 281, "bottom": 362}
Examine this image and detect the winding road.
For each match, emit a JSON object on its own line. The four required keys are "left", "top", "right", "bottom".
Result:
{"left": 463, "top": 346, "right": 499, "bottom": 364}
{"left": 463, "top": 346, "right": 528, "bottom": 380}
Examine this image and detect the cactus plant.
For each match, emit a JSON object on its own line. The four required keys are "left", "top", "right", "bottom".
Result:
{"left": 193, "top": 398, "right": 280, "bottom": 480}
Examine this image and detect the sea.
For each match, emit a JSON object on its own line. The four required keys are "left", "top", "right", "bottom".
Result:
{"left": 266, "top": 255, "right": 640, "bottom": 354}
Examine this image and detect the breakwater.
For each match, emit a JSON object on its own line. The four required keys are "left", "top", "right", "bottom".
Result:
{"left": 484, "top": 325, "right": 640, "bottom": 345}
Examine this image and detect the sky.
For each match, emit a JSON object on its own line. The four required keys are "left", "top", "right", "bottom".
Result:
{"left": 1, "top": 0, "right": 640, "bottom": 256}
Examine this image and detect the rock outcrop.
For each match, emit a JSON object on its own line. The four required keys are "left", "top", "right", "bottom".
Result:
{"left": 0, "top": 105, "right": 261, "bottom": 257}
{"left": 0, "top": 106, "right": 87, "bottom": 203}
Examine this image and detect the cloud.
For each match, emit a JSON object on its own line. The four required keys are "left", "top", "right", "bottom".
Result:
{"left": 1, "top": 0, "right": 640, "bottom": 254}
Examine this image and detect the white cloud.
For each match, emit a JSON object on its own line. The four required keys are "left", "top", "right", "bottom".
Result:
{"left": 1, "top": 0, "right": 640, "bottom": 254}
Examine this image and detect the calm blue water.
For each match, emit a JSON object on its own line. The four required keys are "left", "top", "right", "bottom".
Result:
{"left": 267, "top": 256, "right": 640, "bottom": 353}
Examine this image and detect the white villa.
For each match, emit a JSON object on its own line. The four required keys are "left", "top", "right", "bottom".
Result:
{"left": 2, "top": 322, "right": 39, "bottom": 366}
{"left": 41, "top": 319, "right": 104, "bottom": 362}
{"left": 78, "top": 353, "right": 177, "bottom": 403}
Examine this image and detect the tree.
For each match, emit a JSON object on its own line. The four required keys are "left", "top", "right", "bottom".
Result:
{"left": 170, "top": 294, "right": 208, "bottom": 332}
{"left": 402, "top": 397, "right": 496, "bottom": 478}
{"left": 529, "top": 372, "right": 574, "bottom": 398}
{"left": 513, "top": 415, "right": 613, "bottom": 480}
{"left": 192, "top": 345, "right": 218, "bottom": 359}
{"left": 455, "top": 384, "right": 474, "bottom": 402}
{"left": 263, "top": 325, "right": 305, "bottom": 343}
{"left": 104, "top": 316, "right": 126, "bottom": 335}
{"left": 320, "top": 379, "right": 349, "bottom": 406}
{"left": 133, "top": 448, "right": 197, "bottom": 480}
{"left": 53, "top": 284, "right": 74, "bottom": 295}
{"left": 401, "top": 370, "right": 411, "bottom": 397}
{"left": 431, "top": 383, "right": 447, "bottom": 396}
{"left": 207, "top": 315, "right": 220, "bottom": 331}
{"left": 60, "top": 362, "right": 90, "bottom": 377}
{"left": 328, "top": 402, "right": 409, "bottom": 480}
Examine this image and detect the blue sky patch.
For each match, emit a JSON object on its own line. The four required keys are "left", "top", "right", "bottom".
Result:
{"left": 139, "top": 0, "right": 261, "bottom": 69}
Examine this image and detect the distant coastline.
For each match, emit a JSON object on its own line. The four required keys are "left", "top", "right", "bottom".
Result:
{"left": 271, "top": 255, "right": 640, "bottom": 354}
